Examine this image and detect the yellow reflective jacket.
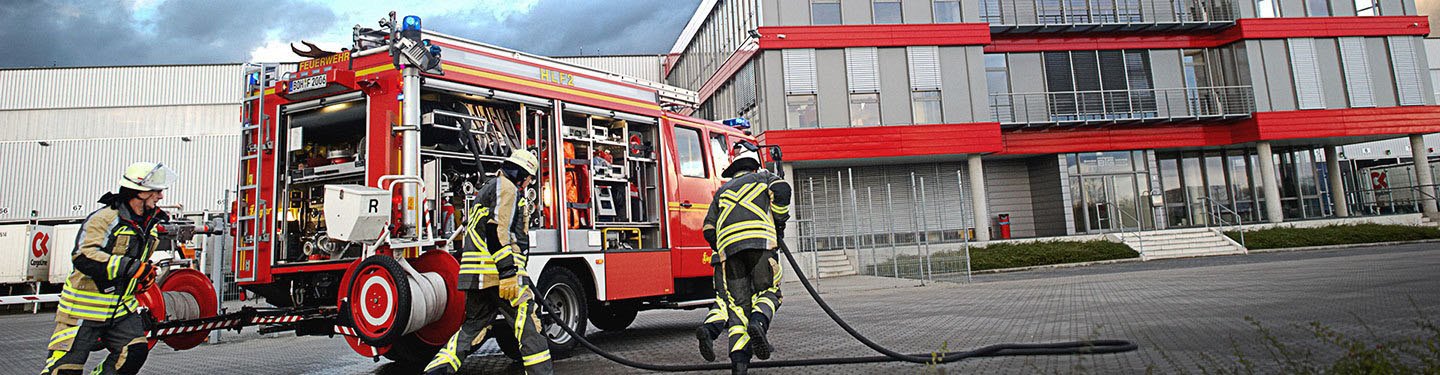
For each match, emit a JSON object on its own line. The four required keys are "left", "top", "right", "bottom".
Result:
{"left": 702, "top": 170, "right": 792, "bottom": 264}
{"left": 57, "top": 205, "right": 165, "bottom": 325}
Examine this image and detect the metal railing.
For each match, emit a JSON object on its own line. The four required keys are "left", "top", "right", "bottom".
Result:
{"left": 991, "top": 86, "right": 1254, "bottom": 126}
{"left": 981, "top": 0, "right": 1239, "bottom": 26}
{"left": 1104, "top": 202, "right": 1146, "bottom": 258}
{"left": 1200, "top": 196, "right": 1246, "bottom": 251}
{"left": 1346, "top": 184, "right": 1440, "bottom": 216}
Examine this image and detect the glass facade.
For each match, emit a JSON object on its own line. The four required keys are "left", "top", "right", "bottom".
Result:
{"left": 667, "top": 0, "right": 761, "bottom": 91}
{"left": 1066, "top": 151, "right": 1154, "bottom": 233}
{"left": 1156, "top": 147, "right": 1333, "bottom": 228}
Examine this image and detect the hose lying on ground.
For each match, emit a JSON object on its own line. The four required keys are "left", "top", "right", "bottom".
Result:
{"left": 533, "top": 242, "right": 1137, "bottom": 371}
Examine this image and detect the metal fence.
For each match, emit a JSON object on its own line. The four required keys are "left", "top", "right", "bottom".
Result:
{"left": 981, "top": 0, "right": 1239, "bottom": 26}
{"left": 1345, "top": 183, "right": 1440, "bottom": 216}
{"left": 793, "top": 169, "right": 977, "bottom": 284}
{"left": 991, "top": 86, "right": 1254, "bottom": 126}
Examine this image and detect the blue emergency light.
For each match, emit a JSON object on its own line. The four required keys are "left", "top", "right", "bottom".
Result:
{"left": 402, "top": 16, "right": 422, "bottom": 31}
{"left": 723, "top": 117, "right": 752, "bottom": 130}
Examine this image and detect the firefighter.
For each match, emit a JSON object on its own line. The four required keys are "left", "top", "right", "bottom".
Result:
{"left": 426, "top": 149, "right": 553, "bottom": 375}
{"left": 42, "top": 162, "right": 172, "bottom": 375}
{"left": 695, "top": 141, "right": 791, "bottom": 374}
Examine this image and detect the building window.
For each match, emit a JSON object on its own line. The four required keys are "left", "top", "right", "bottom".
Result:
{"left": 1256, "top": 0, "right": 1278, "bottom": 17}
{"left": 1306, "top": 0, "right": 1331, "bottom": 16}
{"left": 1355, "top": 0, "right": 1379, "bottom": 15}
{"left": 935, "top": 0, "right": 963, "bottom": 23}
{"left": 912, "top": 91, "right": 943, "bottom": 124}
{"left": 787, "top": 95, "right": 819, "bottom": 128}
{"left": 1042, "top": 50, "right": 1156, "bottom": 121}
{"left": 811, "top": 0, "right": 841, "bottom": 25}
{"left": 675, "top": 126, "right": 707, "bottom": 178}
{"left": 1288, "top": 38, "right": 1326, "bottom": 109}
{"left": 873, "top": 0, "right": 903, "bottom": 24}
{"left": 985, "top": 54, "right": 1013, "bottom": 123}
{"left": 849, "top": 93, "right": 881, "bottom": 126}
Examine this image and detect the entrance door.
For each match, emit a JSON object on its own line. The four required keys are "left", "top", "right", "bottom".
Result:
{"left": 1081, "top": 175, "right": 1142, "bottom": 233}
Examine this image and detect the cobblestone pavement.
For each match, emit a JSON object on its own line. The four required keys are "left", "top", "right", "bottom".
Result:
{"left": 2, "top": 243, "right": 1436, "bottom": 374}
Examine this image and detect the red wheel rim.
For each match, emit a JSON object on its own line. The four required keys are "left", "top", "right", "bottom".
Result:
{"left": 135, "top": 286, "right": 166, "bottom": 349}
{"left": 350, "top": 264, "right": 399, "bottom": 340}
{"left": 158, "top": 269, "right": 219, "bottom": 350}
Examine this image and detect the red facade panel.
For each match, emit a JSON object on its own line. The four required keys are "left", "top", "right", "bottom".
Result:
{"left": 761, "top": 122, "right": 1003, "bottom": 161}
{"left": 987, "top": 16, "right": 1428, "bottom": 52}
{"left": 994, "top": 106, "right": 1440, "bottom": 155}
{"left": 1000, "top": 124, "right": 1237, "bottom": 154}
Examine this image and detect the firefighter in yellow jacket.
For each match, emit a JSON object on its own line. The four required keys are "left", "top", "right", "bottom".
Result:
{"left": 695, "top": 141, "right": 791, "bottom": 374}
{"left": 42, "top": 162, "right": 172, "bottom": 375}
{"left": 426, "top": 149, "right": 553, "bottom": 375}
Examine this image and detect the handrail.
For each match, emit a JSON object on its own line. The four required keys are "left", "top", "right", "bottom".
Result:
{"left": 1198, "top": 196, "right": 1245, "bottom": 250}
{"left": 1101, "top": 201, "right": 1145, "bottom": 257}
{"left": 1347, "top": 183, "right": 1440, "bottom": 216}
{"left": 990, "top": 85, "right": 1255, "bottom": 125}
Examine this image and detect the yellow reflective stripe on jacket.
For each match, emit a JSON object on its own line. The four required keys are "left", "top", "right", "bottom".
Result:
{"left": 771, "top": 202, "right": 789, "bottom": 215}
{"left": 717, "top": 231, "right": 777, "bottom": 251}
{"left": 716, "top": 220, "right": 773, "bottom": 239}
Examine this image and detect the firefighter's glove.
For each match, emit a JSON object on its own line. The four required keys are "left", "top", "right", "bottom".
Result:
{"left": 498, "top": 276, "right": 521, "bottom": 302}
{"left": 135, "top": 263, "right": 158, "bottom": 292}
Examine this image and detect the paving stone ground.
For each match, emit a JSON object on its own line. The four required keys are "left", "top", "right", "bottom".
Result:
{"left": 2, "top": 243, "right": 1436, "bottom": 374}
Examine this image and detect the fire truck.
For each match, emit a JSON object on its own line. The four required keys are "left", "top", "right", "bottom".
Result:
{"left": 130, "top": 13, "right": 772, "bottom": 363}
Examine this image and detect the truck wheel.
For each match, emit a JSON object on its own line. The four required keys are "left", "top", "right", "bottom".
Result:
{"left": 588, "top": 303, "right": 638, "bottom": 332}
{"left": 348, "top": 255, "right": 412, "bottom": 347}
{"left": 537, "top": 268, "right": 587, "bottom": 359}
{"left": 383, "top": 334, "right": 441, "bottom": 365}
{"left": 486, "top": 322, "right": 524, "bottom": 361}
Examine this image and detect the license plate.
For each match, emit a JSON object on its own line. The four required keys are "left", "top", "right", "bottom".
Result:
{"left": 288, "top": 75, "right": 328, "bottom": 95}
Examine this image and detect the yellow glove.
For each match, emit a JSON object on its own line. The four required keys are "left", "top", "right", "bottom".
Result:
{"left": 497, "top": 276, "right": 520, "bottom": 302}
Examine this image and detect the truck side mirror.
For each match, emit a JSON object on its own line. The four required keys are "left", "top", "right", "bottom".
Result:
{"left": 768, "top": 146, "right": 783, "bottom": 163}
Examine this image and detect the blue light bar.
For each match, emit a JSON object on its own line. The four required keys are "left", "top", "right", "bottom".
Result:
{"left": 722, "top": 117, "right": 751, "bottom": 130}
{"left": 402, "top": 16, "right": 421, "bottom": 31}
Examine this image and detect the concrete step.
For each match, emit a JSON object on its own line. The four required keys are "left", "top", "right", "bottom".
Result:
{"left": 818, "top": 270, "right": 857, "bottom": 278}
{"left": 818, "top": 258, "right": 851, "bottom": 268}
{"left": 1143, "top": 247, "right": 1244, "bottom": 260}
{"left": 1140, "top": 236, "right": 1232, "bottom": 247}
{"left": 1139, "top": 240, "right": 1238, "bottom": 252}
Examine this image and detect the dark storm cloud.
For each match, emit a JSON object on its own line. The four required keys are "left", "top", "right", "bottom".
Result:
{"left": 425, "top": 0, "right": 702, "bottom": 56}
{"left": 0, "top": 0, "right": 337, "bottom": 68}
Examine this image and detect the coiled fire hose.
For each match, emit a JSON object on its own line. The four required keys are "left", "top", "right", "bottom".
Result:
{"left": 534, "top": 242, "right": 1137, "bottom": 371}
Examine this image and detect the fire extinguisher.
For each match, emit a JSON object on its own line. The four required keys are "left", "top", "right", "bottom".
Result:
{"left": 998, "top": 213, "right": 1011, "bottom": 240}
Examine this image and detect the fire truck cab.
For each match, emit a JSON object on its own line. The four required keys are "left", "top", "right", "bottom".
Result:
{"left": 231, "top": 14, "right": 759, "bottom": 362}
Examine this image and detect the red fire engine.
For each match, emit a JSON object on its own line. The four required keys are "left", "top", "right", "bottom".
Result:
{"left": 148, "top": 13, "right": 763, "bottom": 363}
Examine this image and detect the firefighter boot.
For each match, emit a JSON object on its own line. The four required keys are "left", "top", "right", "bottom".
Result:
{"left": 730, "top": 352, "right": 751, "bottom": 375}
{"left": 696, "top": 325, "right": 718, "bottom": 362}
{"left": 747, "top": 316, "right": 771, "bottom": 360}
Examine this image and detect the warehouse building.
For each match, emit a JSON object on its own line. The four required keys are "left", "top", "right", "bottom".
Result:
{"left": 665, "top": 0, "right": 1440, "bottom": 252}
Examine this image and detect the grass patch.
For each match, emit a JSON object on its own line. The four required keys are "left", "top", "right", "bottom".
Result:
{"left": 1225, "top": 224, "right": 1440, "bottom": 250}
{"left": 874, "top": 240, "right": 1139, "bottom": 274}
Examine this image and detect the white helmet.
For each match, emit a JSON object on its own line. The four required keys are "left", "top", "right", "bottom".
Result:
{"left": 118, "top": 162, "right": 174, "bottom": 191}
{"left": 505, "top": 149, "right": 540, "bottom": 176}
{"left": 721, "top": 141, "right": 761, "bottom": 178}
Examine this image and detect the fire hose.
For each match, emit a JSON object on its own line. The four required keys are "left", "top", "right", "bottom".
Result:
{"left": 534, "top": 242, "right": 1138, "bottom": 371}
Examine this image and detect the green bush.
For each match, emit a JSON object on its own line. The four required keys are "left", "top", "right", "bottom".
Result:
{"left": 875, "top": 240, "right": 1139, "bottom": 273}
{"left": 1225, "top": 224, "right": 1440, "bottom": 250}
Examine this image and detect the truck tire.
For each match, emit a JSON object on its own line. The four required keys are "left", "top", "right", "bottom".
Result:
{"left": 383, "top": 334, "right": 441, "bottom": 365}
{"left": 348, "top": 255, "right": 412, "bottom": 347}
{"left": 537, "top": 268, "right": 587, "bottom": 359}
{"left": 588, "top": 303, "right": 638, "bottom": 332}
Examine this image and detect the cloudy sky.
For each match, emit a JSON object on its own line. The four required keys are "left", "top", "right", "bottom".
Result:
{"left": 0, "top": 0, "right": 701, "bottom": 68}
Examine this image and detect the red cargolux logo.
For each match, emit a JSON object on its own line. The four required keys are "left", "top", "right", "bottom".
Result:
{"left": 31, "top": 232, "right": 50, "bottom": 258}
